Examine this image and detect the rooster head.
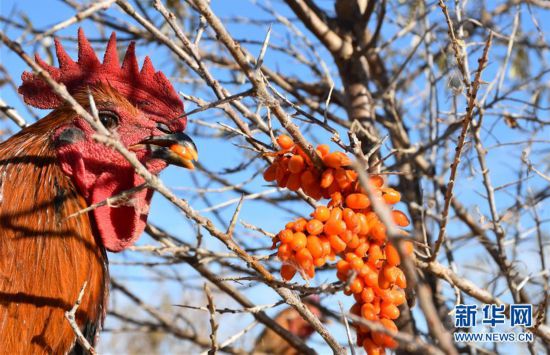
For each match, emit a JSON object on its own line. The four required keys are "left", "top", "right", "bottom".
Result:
{"left": 18, "top": 29, "right": 197, "bottom": 252}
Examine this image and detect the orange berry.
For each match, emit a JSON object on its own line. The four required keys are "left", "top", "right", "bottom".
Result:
{"left": 392, "top": 210, "right": 410, "bottom": 227}
{"left": 382, "top": 188, "right": 401, "bottom": 204}
{"left": 329, "top": 234, "right": 347, "bottom": 253}
{"left": 306, "top": 219, "right": 324, "bottom": 236}
{"left": 384, "top": 243, "right": 400, "bottom": 266}
{"left": 288, "top": 154, "right": 305, "bottom": 174}
{"left": 357, "top": 213, "right": 370, "bottom": 235}
{"left": 320, "top": 169, "right": 335, "bottom": 188}
{"left": 313, "top": 257, "right": 326, "bottom": 267}
{"left": 290, "top": 232, "right": 307, "bottom": 251}
{"left": 362, "top": 266, "right": 379, "bottom": 287}
{"left": 361, "top": 303, "right": 378, "bottom": 321}
{"left": 375, "top": 319, "right": 398, "bottom": 348}
{"left": 350, "top": 277, "right": 364, "bottom": 294}
{"left": 286, "top": 172, "right": 302, "bottom": 191}
{"left": 279, "top": 229, "right": 294, "bottom": 244}
{"left": 293, "top": 218, "right": 307, "bottom": 232}
{"left": 347, "top": 233, "right": 360, "bottom": 249}
{"left": 370, "top": 222, "right": 387, "bottom": 243}
{"left": 386, "top": 289, "right": 406, "bottom": 306}
{"left": 354, "top": 240, "right": 370, "bottom": 258}
{"left": 363, "top": 338, "right": 383, "bottom": 355}
{"left": 277, "top": 243, "right": 292, "bottom": 261}
{"left": 368, "top": 244, "right": 383, "bottom": 266}
{"left": 263, "top": 164, "right": 277, "bottom": 181}
{"left": 313, "top": 206, "right": 330, "bottom": 222}
{"left": 350, "top": 256, "right": 364, "bottom": 271}
{"left": 369, "top": 175, "right": 384, "bottom": 188}
{"left": 380, "top": 302, "right": 399, "bottom": 319}
{"left": 329, "top": 207, "right": 343, "bottom": 220}
{"left": 277, "top": 134, "right": 294, "bottom": 149}
{"left": 329, "top": 192, "right": 343, "bottom": 207}
{"left": 296, "top": 247, "right": 313, "bottom": 265}
{"left": 281, "top": 264, "right": 296, "bottom": 281}
{"left": 346, "top": 193, "right": 371, "bottom": 209}
{"left": 340, "top": 230, "right": 353, "bottom": 243}
{"left": 285, "top": 221, "right": 295, "bottom": 230}
{"left": 382, "top": 265, "right": 400, "bottom": 284}
{"left": 323, "top": 152, "right": 352, "bottom": 168}
{"left": 337, "top": 259, "right": 351, "bottom": 274}
{"left": 324, "top": 219, "right": 347, "bottom": 236}
{"left": 300, "top": 169, "right": 316, "bottom": 186}
{"left": 306, "top": 235, "right": 323, "bottom": 258}
{"left": 316, "top": 144, "right": 330, "bottom": 157}
{"left": 334, "top": 168, "right": 351, "bottom": 189}
{"left": 320, "top": 237, "right": 331, "bottom": 256}
{"left": 395, "top": 268, "right": 407, "bottom": 288}
{"left": 361, "top": 287, "right": 375, "bottom": 303}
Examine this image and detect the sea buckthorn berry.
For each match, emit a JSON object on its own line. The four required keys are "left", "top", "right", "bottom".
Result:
{"left": 340, "top": 230, "right": 353, "bottom": 243}
{"left": 320, "top": 237, "right": 331, "bottom": 256}
{"left": 320, "top": 169, "right": 335, "bottom": 188}
{"left": 368, "top": 244, "right": 383, "bottom": 266}
{"left": 285, "top": 221, "right": 295, "bottom": 230}
{"left": 323, "top": 152, "right": 352, "bottom": 168}
{"left": 313, "top": 206, "right": 330, "bottom": 222}
{"left": 288, "top": 155, "right": 305, "bottom": 174}
{"left": 263, "top": 164, "right": 277, "bottom": 181}
{"left": 293, "top": 218, "right": 307, "bottom": 232}
{"left": 316, "top": 144, "right": 330, "bottom": 157}
{"left": 380, "top": 301, "right": 400, "bottom": 320}
{"left": 346, "top": 193, "right": 370, "bottom": 209}
{"left": 329, "top": 234, "right": 347, "bottom": 253}
{"left": 324, "top": 219, "right": 347, "bottom": 236}
{"left": 286, "top": 173, "right": 302, "bottom": 191}
{"left": 386, "top": 289, "right": 406, "bottom": 306}
{"left": 363, "top": 338, "right": 383, "bottom": 355}
{"left": 279, "top": 229, "right": 294, "bottom": 244}
{"left": 384, "top": 243, "right": 400, "bottom": 266}
{"left": 290, "top": 232, "right": 307, "bottom": 251}
{"left": 395, "top": 269, "right": 407, "bottom": 288}
{"left": 350, "top": 277, "right": 365, "bottom": 294}
{"left": 277, "top": 134, "right": 294, "bottom": 149}
{"left": 334, "top": 168, "right": 351, "bottom": 189}
{"left": 361, "top": 303, "right": 378, "bottom": 321}
{"left": 306, "top": 219, "right": 324, "bottom": 236}
{"left": 329, "top": 192, "right": 343, "bottom": 207}
{"left": 350, "top": 256, "right": 364, "bottom": 271}
{"left": 370, "top": 222, "right": 387, "bottom": 243}
{"left": 277, "top": 243, "right": 292, "bottom": 261}
{"left": 329, "top": 207, "right": 342, "bottom": 220}
{"left": 382, "top": 265, "right": 400, "bottom": 284}
{"left": 361, "top": 287, "right": 375, "bottom": 303}
{"left": 362, "top": 265, "right": 379, "bottom": 288}
{"left": 357, "top": 213, "right": 370, "bottom": 235}
{"left": 392, "top": 210, "right": 410, "bottom": 227}
{"left": 300, "top": 169, "right": 316, "bottom": 186}
{"left": 306, "top": 235, "right": 323, "bottom": 258}
{"left": 313, "top": 257, "right": 326, "bottom": 267}
{"left": 369, "top": 175, "right": 384, "bottom": 188}
{"left": 347, "top": 233, "right": 360, "bottom": 249}
{"left": 376, "top": 319, "right": 398, "bottom": 348}
{"left": 296, "top": 248, "right": 313, "bottom": 267}
{"left": 281, "top": 264, "right": 297, "bottom": 281}
{"left": 382, "top": 188, "right": 401, "bottom": 204}
{"left": 354, "top": 240, "right": 369, "bottom": 258}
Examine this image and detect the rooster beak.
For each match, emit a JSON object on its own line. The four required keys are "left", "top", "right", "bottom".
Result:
{"left": 138, "top": 131, "right": 198, "bottom": 170}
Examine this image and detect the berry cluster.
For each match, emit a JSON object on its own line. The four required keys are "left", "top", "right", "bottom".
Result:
{"left": 264, "top": 135, "right": 413, "bottom": 354}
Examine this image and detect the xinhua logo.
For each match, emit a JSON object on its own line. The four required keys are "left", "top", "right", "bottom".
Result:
{"left": 453, "top": 304, "right": 534, "bottom": 343}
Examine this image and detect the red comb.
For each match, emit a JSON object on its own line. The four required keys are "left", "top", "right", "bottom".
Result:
{"left": 19, "top": 28, "right": 184, "bottom": 122}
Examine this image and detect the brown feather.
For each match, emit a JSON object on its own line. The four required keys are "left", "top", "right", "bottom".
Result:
{"left": 0, "top": 112, "right": 108, "bottom": 353}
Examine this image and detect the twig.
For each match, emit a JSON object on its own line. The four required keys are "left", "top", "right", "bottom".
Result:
{"left": 65, "top": 282, "right": 97, "bottom": 355}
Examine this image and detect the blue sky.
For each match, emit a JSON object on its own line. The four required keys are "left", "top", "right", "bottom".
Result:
{"left": 1, "top": 1, "right": 549, "bottom": 353}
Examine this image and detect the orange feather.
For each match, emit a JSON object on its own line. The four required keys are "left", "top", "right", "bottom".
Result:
{"left": 0, "top": 112, "right": 107, "bottom": 353}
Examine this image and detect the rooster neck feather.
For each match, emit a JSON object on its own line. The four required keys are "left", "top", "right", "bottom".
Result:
{"left": 0, "top": 113, "right": 108, "bottom": 354}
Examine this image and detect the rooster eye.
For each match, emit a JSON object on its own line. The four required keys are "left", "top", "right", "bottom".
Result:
{"left": 98, "top": 111, "right": 119, "bottom": 130}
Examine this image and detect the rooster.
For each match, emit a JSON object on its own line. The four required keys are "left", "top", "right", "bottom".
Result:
{"left": 253, "top": 297, "right": 324, "bottom": 355}
{"left": 0, "top": 29, "right": 197, "bottom": 353}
